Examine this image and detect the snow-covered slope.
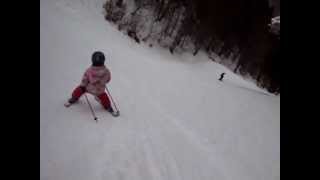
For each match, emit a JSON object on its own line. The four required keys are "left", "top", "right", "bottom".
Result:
{"left": 40, "top": 0, "right": 280, "bottom": 180}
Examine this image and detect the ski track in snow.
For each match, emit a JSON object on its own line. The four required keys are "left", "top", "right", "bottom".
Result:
{"left": 41, "top": 0, "right": 280, "bottom": 180}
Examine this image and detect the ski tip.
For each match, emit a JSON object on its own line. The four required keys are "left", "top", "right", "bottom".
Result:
{"left": 64, "top": 102, "right": 71, "bottom": 107}
{"left": 112, "top": 111, "right": 120, "bottom": 117}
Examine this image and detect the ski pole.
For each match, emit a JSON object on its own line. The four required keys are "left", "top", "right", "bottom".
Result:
{"left": 105, "top": 86, "right": 119, "bottom": 113}
{"left": 84, "top": 93, "right": 98, "bottom": 122}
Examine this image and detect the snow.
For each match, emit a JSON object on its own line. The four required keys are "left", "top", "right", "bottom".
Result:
{"left": 40, "top": 0, "right": 280, "bottom": 180}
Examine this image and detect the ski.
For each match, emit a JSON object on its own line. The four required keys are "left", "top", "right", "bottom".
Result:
{"left": 64, "top": 102, "right": 72, "bottom": 107}
{"left": 110, "top": 111, "right": 120, "bottom": 117}
{"left": 65, "top": 102, "right": 119, "bottom": 118}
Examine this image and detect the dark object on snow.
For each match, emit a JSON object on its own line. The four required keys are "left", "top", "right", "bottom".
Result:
{"left": 169, "top": 47, "right": 174, "bottom": 54}
{"left": 92, "top": 51, "right": 105, "bottom": 66}
{"left": 209, "top": 56, "right": 216, "bottom": 61}
{"left": 219, "top": 73, "right": 225, "bottom": 81}
{"left": 127, "top": 30, "right": 140, "bottom": 43}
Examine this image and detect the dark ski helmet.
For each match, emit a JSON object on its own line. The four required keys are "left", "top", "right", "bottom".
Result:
{"left": 92, "top": 51, "right": 105, "bottom": 66}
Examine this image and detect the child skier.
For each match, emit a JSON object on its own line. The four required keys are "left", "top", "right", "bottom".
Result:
{"left": 66, "top": 51, "right": 115, "bottom": 114}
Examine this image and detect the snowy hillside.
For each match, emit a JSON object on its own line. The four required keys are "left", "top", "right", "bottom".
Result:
{"left": 40, "top": 0, "right": 280, "bottom": 180}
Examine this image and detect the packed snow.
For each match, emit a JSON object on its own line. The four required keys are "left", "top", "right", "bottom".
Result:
{"left": 40, "top": 0, "right": 280, "bottom": 180}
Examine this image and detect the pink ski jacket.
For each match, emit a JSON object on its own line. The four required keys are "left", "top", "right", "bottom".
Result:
{"left": 80, "top": 65, "right": 111, "bottom": 95}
